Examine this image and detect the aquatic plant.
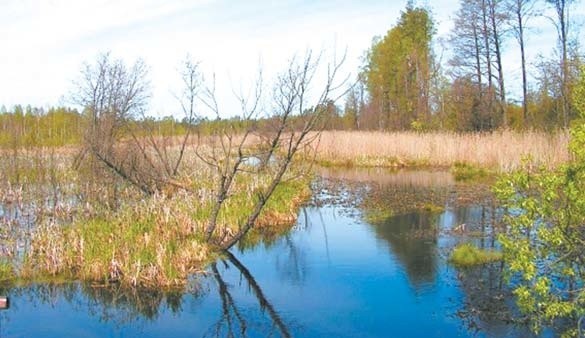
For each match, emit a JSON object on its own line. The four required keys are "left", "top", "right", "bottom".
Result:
{"left": 450, "top": 162, "right": 490, "bottom": 181}
{"left": 18, "top": 171, "right": 310, "bottom": 289}
{"left": 449, "top": 243, "right": 502, "bottom": 267}
{"left": 363, "top": 208, "right": 394, "bottom": 224}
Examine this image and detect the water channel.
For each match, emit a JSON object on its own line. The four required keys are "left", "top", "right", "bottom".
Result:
{"left": 0, "top": 169, "right": 552, "bottom": 337}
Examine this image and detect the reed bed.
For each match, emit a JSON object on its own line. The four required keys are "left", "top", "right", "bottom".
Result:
{"left": 0, "top": 142, "right": 311, "bottom": 289}
{"left": 315, "top": 130, "right": 570, "bottom": 171}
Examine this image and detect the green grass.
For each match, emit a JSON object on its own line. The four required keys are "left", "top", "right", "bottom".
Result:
{"left": 449, "top": 243, "right": 503, "bottom": 267}
{"left": 0, "top": 261, "right": 15, "bottom": 282}
{"left": 21, "top": 171, "right": 312, "bottom": 289}
{"left": 239, "top": 177, "right": 312, "bottom": 250}
{"left": 451, "top": 162, "right": 490, "bottom": 181}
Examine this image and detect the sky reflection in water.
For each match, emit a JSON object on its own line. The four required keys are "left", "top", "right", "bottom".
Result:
{"left": 0, "top": 169, "right": 543, "bottom": 337}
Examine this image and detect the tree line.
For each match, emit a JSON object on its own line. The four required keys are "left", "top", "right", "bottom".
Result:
{"left": 340, "top": 0, "right": 582, "bottom": 131}
{"left": 0, "top": 105, "right": 262, "bottom": 149}
{"left": 1, "top": 0, "right": 581, "bottom": 137}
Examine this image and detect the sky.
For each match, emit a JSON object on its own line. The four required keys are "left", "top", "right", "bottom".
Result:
{"left": 0, "top": 0, "right": 581, "bottom": 118}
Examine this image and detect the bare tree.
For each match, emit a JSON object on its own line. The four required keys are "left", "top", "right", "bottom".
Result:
{"left": 449, "top": 0, "right": 509, "bottom": 130}
{"left": 73, "top": 50, "right": 347, "bottom": 249}
{"left": 73, "top": 53, "right": 200, "bottom": 196}
{"left": 506, "top": 0, "right": 537, "bottom": 124}
{"left": 486, "top": 0, "right": 508, "bottom": 124}
{"left": 546, "top": 0, "right": 576, "bottom": 127}
{"left": 198, "top": 51, "right": 348, "bottom": 249}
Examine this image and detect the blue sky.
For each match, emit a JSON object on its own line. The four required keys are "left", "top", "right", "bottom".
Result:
{"left": 0, "top": 0, "right": 580, "bottom": 117}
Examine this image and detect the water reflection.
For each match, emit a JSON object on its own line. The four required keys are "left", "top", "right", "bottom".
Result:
{"left": 2, "top": 282, "right": 192, "bottom": 328}
{"left": 0, "top": 250, "right": 292, "bottom": 337}
{"left": 0, "top": 170, "right": 558, "bottom": 337}
{"left": 206, "top": 251, "right": 291, "bottom": 338}
{"left": 274, "top": 234, "right": 309, "bottom": 286}
{"left": 317, "top": 167, "right": 456, "bottom": 187}
{"left": 373, "top": 211, "right": 439, "bottom": 289}
{"left": 317, "top": 170, "right": 533, "bottom": 336}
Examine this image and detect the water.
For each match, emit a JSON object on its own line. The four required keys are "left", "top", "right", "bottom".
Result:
{"left": 0, "top": 169, "right": 544, "bottom": 337}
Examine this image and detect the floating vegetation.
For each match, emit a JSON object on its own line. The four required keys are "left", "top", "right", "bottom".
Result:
{"left": 449, "top": 243, "right": 502, "bottom": 267}
{"left": 450, "top": 162, "right": 491, "bottom": 181}
{"left": 422, "top": 203, "right": 444, "bottom": 214}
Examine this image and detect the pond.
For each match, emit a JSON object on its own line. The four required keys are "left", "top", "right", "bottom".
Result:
{"left": 0, "top": 168, "right": 550, "bottom": 337}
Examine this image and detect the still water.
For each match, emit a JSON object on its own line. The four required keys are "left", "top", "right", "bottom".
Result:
{"left": 0, "top": 169, "right": 542, "bottom": 337}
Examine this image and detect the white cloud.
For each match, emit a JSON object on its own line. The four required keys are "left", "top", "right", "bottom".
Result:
{"left": 0, "top": 0, "right": 577, "bottom": 116}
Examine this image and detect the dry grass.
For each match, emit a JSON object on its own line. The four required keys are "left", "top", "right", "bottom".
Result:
{"left": 314, "top": 130, "right": 570, "bottom": 171}
{"left": 0, "top": 138, "right": 311, "bottom": 289}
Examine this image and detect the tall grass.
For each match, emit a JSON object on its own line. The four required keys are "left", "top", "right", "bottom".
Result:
{"left": 315, "top": 130, "right": 570, "bottom": 171}
{"left": 0, "top": 139, "right": 311, "bottom": 289}
{"left": 20, "top": 174, "right": 310, "bottom": 288}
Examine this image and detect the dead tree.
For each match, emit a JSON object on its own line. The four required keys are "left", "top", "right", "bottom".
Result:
{"left": 73, "top": 51, "right": 347, "bottom": 250}
{"left": 199, "top": 51, "right": 348, "bottom": 249}
{"left": 72, "top": 53, "right": 199, "bottom": 196}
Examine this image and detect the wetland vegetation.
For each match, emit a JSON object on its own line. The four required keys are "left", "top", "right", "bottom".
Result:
{"left": 1, "top": 0, "right": 584, "bottom": 335}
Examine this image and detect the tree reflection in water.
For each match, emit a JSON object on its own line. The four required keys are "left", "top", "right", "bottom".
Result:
{"left": 373, "top": 211, "right": 439, "bottom": 289}
{"left": 2, "top": 281, "right": 195, "bottom": 328}
{"left": 454, "top": 263, "right": 519, "bottom": 336}
{"left": 205, "top": 250, "right": 292, "bottom": 338}
{"left": 0, "top": 250, "right": 292, "bottom": 337}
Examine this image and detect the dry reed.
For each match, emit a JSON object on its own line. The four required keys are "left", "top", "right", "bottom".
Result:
{"left": 314, "top": 130, "right": 570, "bottom": 171}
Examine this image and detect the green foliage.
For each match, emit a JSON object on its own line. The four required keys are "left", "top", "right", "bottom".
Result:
{"left": 422, "top": 203, "right": 444, "bottom": 214}
{"left": 451, "top": 162, "right": 489, "bottom": 181}
{"left": 0, "top": 106, "right": 82, "bottom": 149}
{"left": 449, "top": 243, "right": 502, "bottom": 267}
{"left": 410, "top": 119, "right": 427, "bottom": 132}
{"left": 365, "top": 3, "right": 435, "bottom": 130}
{"left": 0, "top": 105, "right": 202, "bottom": 150}
{"left": 494, "top": 66, "right": 585, "bottom": 334}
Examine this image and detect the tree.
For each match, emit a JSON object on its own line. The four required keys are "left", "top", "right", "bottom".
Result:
{"left": 73, "top": 53, "right": 197, "bottom": 196}
{"left": 494, "top": 66, "right": 585, "bottom": 335}
{"left": 73, "top": 51, "right": 347, "bottom": 249}
{"left": 486, "top": 0, "right": 508, "bottom": 125}
{"left": 343, "top": 86, "right": 360, "bottom": 130}
{"left": 73, "top": 53, "right": 155, "bottom": 194}
{"left": 449, "top": 0, "right": 489, "bottom": 130}
{"left": 546, "top": 0, "right": 576, "bottom": 127}
{"left": 506, "top": 0, "right": 537, "bottom": 124}
{"left": 449, "top": 0, "right": 509, "bottom": 130}
{"left": 200, "top": 51, "right": 347, "bottom": 249}
{"left": 364, "top": 2, "right": 435, "bottom": 130}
